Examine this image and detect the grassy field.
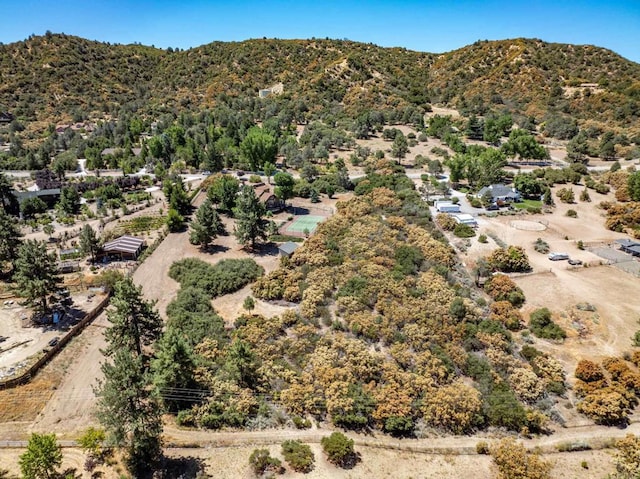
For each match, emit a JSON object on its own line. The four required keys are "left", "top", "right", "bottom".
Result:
{"left": 513, "top": 199, "right": 543, "bottom": 210}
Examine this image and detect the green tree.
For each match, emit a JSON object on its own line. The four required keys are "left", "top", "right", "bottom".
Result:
{"left": 301, "top": 162, "right": 319, "bottom": 182}
{"left": 447, "top": 154, "right": 467, "bottom": 184}
{"left": 97, "top": 348, "right": 163, "bottom": 475}
{"left": 0, "top": 172, "right": 19, "bottom": 214}
{"left": 20, "top": 197, "right": 47, "bottom": 219}
{"left": 240, "top": 127, "right": 277, "bottom": 171}
{"left": 479, "top": 148, "right": 507, "bottom": 186}
{"left": 0, "top": 208, "right": 22, "bottom": 272}
{"left": 57, "top": 186, "right": 80, "bottom": 215}
{"left": 96, "top": 277, "right": 163, "bottom": 475}
{"left": 13, "top": 240, "right": 59, "bottom": 312}
{"left": 233, "top": 186, "right": 267, "bottom": 248}
{"left": 166, "top": 208, "right": 184, "bottom": 232}
{"left": 104, "top": 277, "right": 162, "bottom": 358}
{"left": 249, "top": 449, "right": 283, "bottom": 476}
{"left": 151, "top": 328, "right": 197, "bottom": 411}
{"left": 391, "top": 133, "right": 409, "bottom": 163}
{"left": 78, "top": 427, "right": 106, "bottom": 459}
{"left": 274, "top": 172, "right": 295, "bottom": 202}
{"left": 207, "top": 174, "right": 240, "bottom": 212}
{"left": 263, "top": 161, "right": 276, "bottom": 185}
{"left": 628, "top": 171, "right": 640, "bottom": 201}
{"left": 502, "top": 129, "right": 548, "bottom": 161}
{"left": 163, "top": 177, "right": 190, "bottom": 215}
{"left": 189, "top": 198, "right": 222, "bottom": 248}
{"left": 79, "top": 224, "right": 99, "bottom": 262}
{"left": 19, "top": 433, "right": 62, "bottom": 479}
{"left": 599, "top": 131, "right": 616, "bottom": 160}
{"left": 466, "top": 115, "right": 484, "bottom": 140}
{"left": 225, "top": 339, "right": 261, "bottom": 388}
{"left": 566, "top": 132, "right": 589, "bottom": 163}
{"left": 52, "top": 160, "right": 66, "bottom": 181}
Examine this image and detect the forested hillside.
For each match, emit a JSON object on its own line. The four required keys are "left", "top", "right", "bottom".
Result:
{"left": 1, "top": 34, "right": 639, "bottom": 135}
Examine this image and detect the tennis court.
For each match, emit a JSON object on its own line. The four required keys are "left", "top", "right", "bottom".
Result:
{"left": 286, "top": 215, "right": 325, "bottom": 234}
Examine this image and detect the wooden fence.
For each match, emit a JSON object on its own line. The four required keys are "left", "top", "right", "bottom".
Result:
{"left": 0, "top": 294, "right": 111, "bottom": 390}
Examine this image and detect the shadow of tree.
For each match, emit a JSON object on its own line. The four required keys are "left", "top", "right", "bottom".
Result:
{"left": 58, "top": 467, "right": 82, "bottom": 478}
{"left": 160, "top": 456, "right": 208, "bottom": 478}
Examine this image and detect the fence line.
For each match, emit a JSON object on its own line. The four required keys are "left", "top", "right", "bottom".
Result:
{"left": 0, "top": 294, "right": 110, "bottom": 390}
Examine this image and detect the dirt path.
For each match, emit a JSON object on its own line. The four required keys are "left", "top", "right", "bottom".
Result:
{"left": 29, "top": 311, "right": 109, "bottom": 437}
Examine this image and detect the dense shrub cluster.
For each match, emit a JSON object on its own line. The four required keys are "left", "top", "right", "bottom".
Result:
{"left": 487, "top": 246, "right": 531, "bottom": 273}
{"left": 574, "top": 355, "right": 640, "bottom": 425}
{"left": 528, "top": 308, "right": 566, "bottom": 340}
{"left": 169, "top": 258, "right": 264, "bottom": 298}
{"left": 281, "top": 440, "right": 314, "bottom": 473}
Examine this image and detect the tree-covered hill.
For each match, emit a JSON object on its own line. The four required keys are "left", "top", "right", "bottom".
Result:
{"left": 1, "top": 33, "right": 639, "bottom": 134}
{"left": 428, "top": 38, "right": 640, "bottom": 129}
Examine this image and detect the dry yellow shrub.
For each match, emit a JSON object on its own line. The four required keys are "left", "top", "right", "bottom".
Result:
{"left": 509, "top": 367, "right": 546, "bottom": 403}
{"left": 490, "top": 438, "right": 552, "bottom": 479}
{"left": 421, "top": 380, "right": 482, "bottom": 434}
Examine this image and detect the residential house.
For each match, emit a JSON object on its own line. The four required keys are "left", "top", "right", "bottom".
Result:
{"left": 253, "top": 184, "right": 285, "bottom": 212}
{"left": 477, "top": 184, "right": 521, "bottom": 203}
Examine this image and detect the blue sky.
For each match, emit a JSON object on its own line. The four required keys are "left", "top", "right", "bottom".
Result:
{"left": 1, "top": 0, "right": 639, "bottom": 63}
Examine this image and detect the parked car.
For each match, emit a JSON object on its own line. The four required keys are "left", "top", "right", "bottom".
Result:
{"left": 486, "top": 203, "right": 499, "bottom": 211}
{"left": 548, "top": 252, "right": 569, "bottom": 261}
{"left": 48, "top": 336, "right": 60, "bottom": 347}
{"left": 568, "top": 258, "right": 583, "bottom": 266}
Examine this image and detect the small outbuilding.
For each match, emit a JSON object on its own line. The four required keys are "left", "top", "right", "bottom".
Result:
{"left": 101, "top": 235, "right": 145, "bottom": 260}
{"left": 453, "top": 213, "right": 478, "bottom": 227}
{"left": 278, "top": 241, "right": 300, "bottom": 258}
{"left": 435, "top": 201, "right": 461, "bottom": 213}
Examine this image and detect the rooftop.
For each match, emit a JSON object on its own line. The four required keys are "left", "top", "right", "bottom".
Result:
{"left": 278, "top": 241, "right": 300, "bottom": 255}
{"left": 103, "top": 235, "right": 145, "bottom": 255}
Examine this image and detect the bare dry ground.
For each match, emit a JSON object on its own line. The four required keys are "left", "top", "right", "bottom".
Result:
{"left": 462, "top": 184, "right": 640, "bottom": 429}
{"left": 0, "top": 443, "right": 617, "bottom": 479}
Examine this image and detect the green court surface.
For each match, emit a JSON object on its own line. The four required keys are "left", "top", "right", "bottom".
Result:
{"left": 286, "top": 215, "right": 325, "bottom": 233}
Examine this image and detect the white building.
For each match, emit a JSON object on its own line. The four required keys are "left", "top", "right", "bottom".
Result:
{"left": 453, "top": 213, "right": 477, "bottom": 227}
{"left": 434, "top": 201, "right": 461, "bottom": 213}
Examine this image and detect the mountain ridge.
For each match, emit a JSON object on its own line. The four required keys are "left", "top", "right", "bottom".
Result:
{"left": 1, "top": 33, "right": 639, "bottom": 135}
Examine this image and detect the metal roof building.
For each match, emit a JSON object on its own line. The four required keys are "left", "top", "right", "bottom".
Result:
{"left": 102, "top": 235, "right": 145, "bottom": 260}
{"left": 278, "top": 241, "right": 300, "bottom": 257}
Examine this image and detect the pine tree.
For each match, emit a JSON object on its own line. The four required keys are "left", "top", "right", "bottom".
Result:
{"left": 151, "top": 328, "right": 197, "bottom": 411}
{"left": 97, "top": 349, "right": 163, "bottom": 475}
{"left": 0, "top": 172, "right": 19, "bottom": 214}
{"left": 0, "top": 207, "right": 22, "bottom": 273}
{"left": 79, "top": 224, "right": 99, "bottom": 262}
{"left": 96, "top": 276, "right": 163, "bottom": 475}
{"left": 189, "top": 198, "right": 221, "bottom": 248}
{"left": 13, "top": 240, "right": 59, "bottom": 312}
{"left": 104, "top": 277, "right": 162, "bottom": 358}
{"left": 233, "top": 185, "right": 267, "bottom": 248}
{"left": 391, "top": 133, "right": 409, "bottom": 163}
{"left": 57, "top": 186, "right": 80, "bottom": 215}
